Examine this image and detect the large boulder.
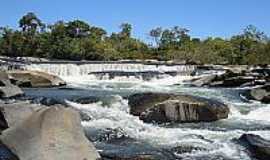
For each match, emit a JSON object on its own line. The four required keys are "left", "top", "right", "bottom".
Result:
{"left": 0, "top": 71, "right": 24, "bottom": 98}
{"left": 242, "top": 84, "right": 270, "bottom": 103}
{"left": 128, "top": 92, "right": 229, "bottom": 123}
{"left": 0, "top": 102, "right": 42, "bottom": 129}
{"left": 7, "top": 70, "right": 66, "bottom": 88}
{"left": 238, "top": 134, "right": 270, "bottom": 160}
{"left": 0, "top": 106, "right": 100, "bottom": 160}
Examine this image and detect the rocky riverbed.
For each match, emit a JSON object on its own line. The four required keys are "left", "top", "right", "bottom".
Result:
{"left": 1, "top": 61, "right": 270, "bottom": 160}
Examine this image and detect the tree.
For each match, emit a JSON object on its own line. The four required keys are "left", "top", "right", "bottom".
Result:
{"left": 119, "top": 23, "right": 132, "bottom": 38}
{"left": 66, "top": 20, "right": 90, "bottom": 38}
{"left": 19, "top": 12, "right": 44, "bottom": 33}
{"left": 149, "top": 27, "right": 162, "bottom": 46}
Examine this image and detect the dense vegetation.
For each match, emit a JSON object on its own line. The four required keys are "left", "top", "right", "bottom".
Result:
{"left": 0, "top": 12, "right": 270, "bottom": 64}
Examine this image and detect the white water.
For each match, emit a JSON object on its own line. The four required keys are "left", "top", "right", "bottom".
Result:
{"left": 66, "top": 95, "right": 270, "bottom": 160}
{"left": 23, "top": 63, "right": 196, "bottom": 84}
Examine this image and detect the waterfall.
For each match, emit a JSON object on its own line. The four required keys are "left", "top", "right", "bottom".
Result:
{"left": 24, "top": 63, "right": 196, "bottom": 76}
{"left": 23, "top": 63, "right": 196, "bottom": 82}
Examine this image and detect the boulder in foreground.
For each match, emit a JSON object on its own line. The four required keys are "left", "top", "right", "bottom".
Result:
{"left": 0, "top": 106, "right": 100, "bottom": 160}
{"left": 238, "top": 134, "right": 270, "bottom": 160}
{"left": 128, "top": 92, "right": 229, "bottom": 123}
{"left": 8, "top": 70, "right": 66, "bottom": 88}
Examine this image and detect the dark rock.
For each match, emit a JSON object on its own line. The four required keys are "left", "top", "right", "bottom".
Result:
{"left": 97, "top": 138, "right": 177, "bottom": 160}
{"left": 0, "top": 106, "right": 100, "bottom": 160}
{"left": 128, "top": 92, "right": 171, "bottom": 116}
{"left": 171, "top": 145, "right": 208, "bottom": 155}
{"left": 7, "top": 70, "right": 66, "bottom": 88}
{"left": 0, "top": 71, "right": 23, "bottom": 98}
{"left": 72, "top": 96, "right": 100, "bottom": 104}
{"left": 251, "top": 68, "right": 270, "bottom": 77}
{"left": 0, "top": 141, "right": 19, "bottom": 160}
{"left": 80, "top": 111, "right": 92, "bottom": 121}
{"left": 31, "top": 96, "right": 60, "bottom": 106}
{"left": 238, "top": 134, "right": 270, "bottom": 160}
{"left": 210, "top": 76, "right": 256, "bottom": 87}
{"left": 128, "top": 92, "right": 229, "bottom": 123}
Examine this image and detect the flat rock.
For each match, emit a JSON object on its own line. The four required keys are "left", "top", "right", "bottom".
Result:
{"left": 8, "top": 70, "right": 66, "bottom": 88}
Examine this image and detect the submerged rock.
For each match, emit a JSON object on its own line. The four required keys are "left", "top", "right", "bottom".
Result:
{"left": 97, "top": 138, "right": 177, "bottom": 160}
{"left": 128, "top": 92, "right": 229, "bottom": 123}
{"left": 72, "top": 96, "right": 100, "bottom": 104}
{"left": 0, "top": 71, "right": 23, "bottom": 98}
{"left": 0, "top": 106, "right": 100, "bottom": 160}
{"left": 7, "top": 70, "right": 66, "bottom": 88}
{"left": 238, "top": 134, "right": 270, "bottom": 160}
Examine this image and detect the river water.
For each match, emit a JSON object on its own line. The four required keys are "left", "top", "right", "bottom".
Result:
{"left": 23, "top": 63, "right": 270, "bottom": 160}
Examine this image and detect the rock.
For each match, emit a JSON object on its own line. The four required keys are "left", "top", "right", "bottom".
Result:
{"left": 238, "top": 134, "right": 270, "bottom": 160}
{"left": 242, "top": 84, "right": 270, "bottom": 103}
{"left": 72, "top": 96, "right": 100, "bottom": 104}
{"left": 97, "top": 138, "right": 177, "bottom": 160}
{"left": 128, "top": 92, "right": 171, "bottom": 116}
{"left": 0, "top": 141, "right": 19, "bottom": 160}
{"left": 128, "top": 92, "right": 229, "bottom": 123}
{"left": 0, "top": 71, "right": 24, "bottom": 98}
{"left": 30, "top": 96, "right": 60, "bottom": 106}
{"left": 0, "top": 102, "right": 42, "bottom": 128}
{"left": 188, "top": 75, "right": 217, "bottom": 87}
{"left": 210, "top": 76, "right": 256, "bottom": 87}
{"left": 0, "top": 106, "right": 100, "bottom": 160}
{"left": 7, "top": 70, "right": 66, "bottom": 88}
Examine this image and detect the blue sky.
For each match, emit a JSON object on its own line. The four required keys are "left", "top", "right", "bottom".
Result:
{"left": 1, "top": 0, "right": 269, "bottom": 42}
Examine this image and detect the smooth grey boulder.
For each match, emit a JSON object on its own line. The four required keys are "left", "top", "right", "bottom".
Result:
{"left": 0, "top": 106, "right": 100, "bottom": 160}
{"left": 242, "top": 84, "right": 270, "bottom": 103}
{"left": 8, "top": 70, "right": 66, "bottom": 88}
{"left": 0, "top": 71, "right": 23, "bottom": 98}
{"left": 239, "top": 134, "right": 270, "bottom": 160}
{"left": 128, "top": 92, "right": 229, "bottom": 123}
{"left": 0, "top": 102, "right": 42, "bottom": 128}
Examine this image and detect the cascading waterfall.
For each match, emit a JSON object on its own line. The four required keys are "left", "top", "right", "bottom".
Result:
{"left": 23, "top": 63, "right": 196, "bottom": 83}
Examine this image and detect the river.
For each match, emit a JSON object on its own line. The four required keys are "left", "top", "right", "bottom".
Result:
{"left": 22, "top": 63, "right": 270, "bottom": 160}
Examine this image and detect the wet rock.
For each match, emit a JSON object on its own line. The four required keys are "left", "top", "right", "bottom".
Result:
{"left": 0, "top": 71, "right": 23, "bottom": 98}
{"left": 128, "top": 92, "right": 171, "bottom": 116}
{"left": 96, "top": 138, "right": 177, "bottom": 160}
{"left": 238, "top": 134, "right": 270, "bottom": 160}
{"left": 128, "top": 92, "right": 229, "bottom": 123}
{"left": 242, "top": 84, "right": 270, "bottom": 103}
{"left": 188, "top": 75, "right": 217, "bottom": 87}
{"left": 30, "top": 96, "right": 60, "bottom": 106}
{"left": 8, "top": 70, "right": 66, "bottom": 88}
{"left": 0, "top": 141, "right": 19, "bottom": 160}
{"left": 209, "top": 76, "right": 256, "bottom": 87}
{"left": 171, "top": 145, "right": 208, "bottom": 154}
{"left": 80, "top": 111, "right": 92, "bottom": 121}
{"left": 72, "top": 96, "right": 100, "bottom": 104}
{"left": 0, "top": 106, "right": 100, "bottom": 160}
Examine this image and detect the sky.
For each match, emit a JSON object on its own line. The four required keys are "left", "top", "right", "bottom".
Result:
{"left": 0, "top": 0, "right": 269, "bottom": 42}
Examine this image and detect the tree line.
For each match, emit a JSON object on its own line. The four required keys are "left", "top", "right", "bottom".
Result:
{"left": 0, "top": 12, "right": 269, "bottom": 64}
